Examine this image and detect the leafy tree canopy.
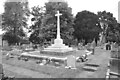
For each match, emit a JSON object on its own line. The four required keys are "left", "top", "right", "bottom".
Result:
{"left": 74, "top": 10, "right": 101, "bottom": 45}
{"left": 2, "top": 1, "right": 29, "bottom": 45}
{"left": 97, "top": 11, "right": 118, "bottom": 43}
{"left": 29, "top": 1, "right": 75, "bottom": 45}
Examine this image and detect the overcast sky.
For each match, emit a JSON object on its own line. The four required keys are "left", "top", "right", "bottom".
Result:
{"left": 0, "top": 0, "right": 119, "bottom": 20}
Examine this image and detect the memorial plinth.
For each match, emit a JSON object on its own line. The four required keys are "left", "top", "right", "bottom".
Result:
{"left": 41, "top": 11, "right": 74, "bottom": 56}
{"left": 42, "top": 38, "right": 73, "bottom": 52}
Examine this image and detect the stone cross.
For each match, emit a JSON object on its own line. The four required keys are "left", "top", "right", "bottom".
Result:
{"left": 55, "top": 11, "right": 62, "bottom": 39}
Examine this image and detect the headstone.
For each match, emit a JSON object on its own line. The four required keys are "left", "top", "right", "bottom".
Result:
{"left": 66, "top": 55, "right": 76, "bottom": 69}
{"left": 6, "top": 53, "right": 10, "bottom": 60}
{"left": 78, "top": 43, "right": 83, "bottom": 50}
{"left": 85, "top": 43, "right": 91, "bottom": 51}
{"left": 42, "top": 59, "right": 47, "bottom": 65}
{"left": 111, "top": 43, "right": 115, "bottom": 51}
{"left": 2, "top": 40, "right": 8, "bottom": 47}
{"left": 91, "top": 41, "right": 96, "bottom": 55}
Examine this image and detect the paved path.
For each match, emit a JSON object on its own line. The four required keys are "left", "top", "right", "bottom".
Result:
{"left": 3, "top": 63, "right": 51, "bottom": 78}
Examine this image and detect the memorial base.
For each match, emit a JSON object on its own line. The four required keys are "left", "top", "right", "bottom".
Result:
{"left": 41, "top": 38, "right": 74, "bottom": 56}
{"left": 40, "top": 50, "right": 75, "bottom": 56}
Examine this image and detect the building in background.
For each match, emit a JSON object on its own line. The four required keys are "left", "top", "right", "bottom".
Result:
{"left": 118, "top": 1, "right": 120, "bottom": 23}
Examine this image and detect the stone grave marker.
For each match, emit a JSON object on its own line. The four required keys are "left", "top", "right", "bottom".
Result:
{"left": 85, "top": 43, "right": 90, "bottom": 50}
{"left": 111, "top": 43, "right": 115, "bottom": 51}
{"left": 111, "top": 43, "right": 119, "bottom": 51}
{"left": 78, "top": 43, "right": 83, "bottom": 50}
{"left": 91, "top": 41, "right": 96, "bottom": 55}
{"left": 66, "top": 55, "right": 76, "bottom": 69}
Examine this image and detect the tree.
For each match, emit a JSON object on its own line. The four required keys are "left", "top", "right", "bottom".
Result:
{"left": 74, "top": 10, "right": 101, "bottom": 45}
{"left": 44, "top": 1, "right": 74, "bottom": 45}
{"left": 29, "top": 1, "right": 74, "bottom": 45}
{"left": 2, "top": 1, "right": 29, "bottom": 45}
{"left": 98, "top": 11, "right": 118, "bottom": 43}
{"left": 29, "top": 6, "right": 45, "bottom": 44}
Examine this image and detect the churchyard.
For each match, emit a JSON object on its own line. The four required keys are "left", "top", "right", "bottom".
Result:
{"left": 1, "top": 0, "right": 120, "bottom": 79}
{"left": 1, "top": 9, "right": 120, "bottom": 79}
{"left": 1, "top": 45, "right": 115, "bottom": 78}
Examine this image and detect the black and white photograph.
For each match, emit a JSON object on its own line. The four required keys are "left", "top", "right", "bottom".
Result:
{"left": 0, "top": 0, "right": 120, "bottom": 79}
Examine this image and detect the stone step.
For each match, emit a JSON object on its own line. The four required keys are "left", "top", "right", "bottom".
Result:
{"left": 85, "top": 63, "right": 100, "bottom": 67}
{"left": 83, "top": 66, "right": 98, "bottom": 72}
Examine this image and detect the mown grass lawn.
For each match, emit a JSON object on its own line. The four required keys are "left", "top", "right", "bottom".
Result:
{"left": 2, "top": 48, "right": 110, "bottom": 78}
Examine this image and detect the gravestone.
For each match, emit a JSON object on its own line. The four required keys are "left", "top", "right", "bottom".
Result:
{"left": 85, "top": 43, "right": 95, "bottom": 55}
{"left": 2, "top": 40, "right": 8, "bottom": 47}
{"left": 78, "top": 43, "right": 83, "bottom": 50}
{"left": 111, "top": 43, "right": 118, "bottom": 51}
{"left": 111, "top": 43, "right": 115, "bottom": 51}
{"left": 91, "top": 41, "right": 96, "bottom": 55}
{"left": 66, "top": 55, "right": 76, "bottom": 69}
{"left": 6, "top": 53, "right": 10, "bottom": 59}
{"left": 85, "top": 43, "right": 91, "bottom": 51}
